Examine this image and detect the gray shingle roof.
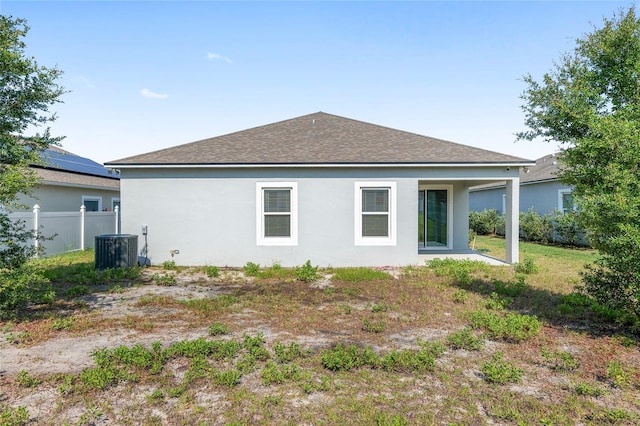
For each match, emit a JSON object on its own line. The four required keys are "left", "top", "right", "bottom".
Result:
{"left": 107, "top": 112, "right": 531, "bottom": 166}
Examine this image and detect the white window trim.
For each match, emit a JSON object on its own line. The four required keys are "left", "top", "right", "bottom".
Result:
{"left": 354, "top": 181, "right": 397, "bottom": 246}
{"left": 419, "top": 184, "right": 454, "bottom": 251}
{"left": 111, "top": 197, "right": 120, "bottom": 211}
{"left": 256, "top": 182, "right": 298, "bottom": 246}
{"left": 558, "top": 188, "right": 575, "bottom": 213}
{"left": 82, "top": 195, "right": 102, "bottom": 212}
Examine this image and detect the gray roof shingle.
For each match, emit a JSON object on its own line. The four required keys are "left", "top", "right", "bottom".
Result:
{"left": 107, "top": 112, "right": 531, "bottom": 166}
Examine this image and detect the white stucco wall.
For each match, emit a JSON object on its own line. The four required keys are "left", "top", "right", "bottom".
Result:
{"left": 14, "top": 184, "right": 120, "bottom": 212}
{"left": 119, "top": 166, "right": 519, "bottom": 267}
{"left": 469, "top": 180, "right": 573, "bottom": 215}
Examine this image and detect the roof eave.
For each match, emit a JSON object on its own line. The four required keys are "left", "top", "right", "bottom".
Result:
{"left": 106, "top": 161, "right": 536, "bottom": 169}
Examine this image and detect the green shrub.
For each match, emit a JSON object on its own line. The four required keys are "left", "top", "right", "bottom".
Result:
{"left": 243, "top": 262, "right": 260, "bottom": 277}
{"left": 493, "top": 276, "right": 527, "bottom": 297}
{"left": 0, "top": 265, "right": 54, "bottom": 319}
{"left": 333, "top": 267, "right": 389, "bottom": 282}
{"left": 519, "top": 208, "right": 551, "bottom": 243}
{"left": 296, "top": 260, "right": 320, "bottom": 282}
{"left": 481, "top": 352, "right": 523, "bottom": 384}
{"left": 205, "top": 266, "right": 219, "bottom": 278}
{"left": 469, "top": 209, "right": 501, "bottom": 235}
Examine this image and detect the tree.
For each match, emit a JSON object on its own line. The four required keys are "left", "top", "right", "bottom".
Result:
{"left": 518, "top": 7, "right": 640, "bottom": 322}
{"left": 1, "top": 16, "right": 64, "bottom": 268}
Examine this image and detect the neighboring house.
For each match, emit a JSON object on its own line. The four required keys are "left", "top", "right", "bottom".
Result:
{"left": 469, "top": 153, "right": 574, "bottom": 215}
{"left": 106, "top": 112, "right": 533, "bottom": 267}
{"left": 14, "top": 146, "right": 120, "bottom": 212}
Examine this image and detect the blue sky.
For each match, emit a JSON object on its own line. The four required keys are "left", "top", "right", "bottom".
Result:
{"left": 1, "top": 0, "right": 635, "bottom": 164}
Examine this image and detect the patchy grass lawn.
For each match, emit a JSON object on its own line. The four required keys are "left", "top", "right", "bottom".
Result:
{"left": 1, "top": 244, "right": 639, "bottom": 425}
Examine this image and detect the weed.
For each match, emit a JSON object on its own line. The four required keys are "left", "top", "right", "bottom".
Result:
{"left": 214, "top": 369, "right": 243, "bottom": 387}
{"left": 66, "top": 285, "right": 90, "bottom": 297}
{"left": 371, "top": 303, "right": 390, "bottom": 313}
{"left": 51, "top": 316, "right": 75, "bottom": 331}
{"left": 342, "top": 287, "right": 361, "bottom": 297}
{"left": 0, "top": 405, "right": 29, "bottom": 425}
{"left": 493, "top": 276, "right": 526, "bottom": 297}
{"left": 574, "top": 381, "right": 606, "bottom": 397}
{"left": 334, "top": 267, "right": 389, "bottom": 282}
{"left": 362, "top": 318, "right": 386, "bottom": 333}
{"left": 16, "top": 370, "right": 40, "bottom": 387}
{"left": 321, "top": 343, "right": 378, "bottom": 371}
{"left": 261, "top": 361, "right": 301, "bottom": 385}
{"left": 205, "top": 266, "right": 219, "bottom": 278}
{"left": 109, "top": 284, "right": 125, "bottom": 293}
{"left": 375, "top": 413, "right": 409, "bottom": 426}
{"left": 481, "top": 352, "right": 523, "bottom": 384}
{"left": 606, "top": 361, "right": 635, "bottom": 389}
{"left": 243, "top": 262, "right": 260, "bottom": 277}
{"left": 146, "top": 389, "right": 164, "bottom": 404}
{"left": 613, "top": 334, "right": 637, "bottom": 348}
{"left": 161, "top": 260, "right": 177, "bottom": 270}
{"left": 151, "top": 273, "right": 177, "bottom": 286}
{"left": 446, "top": 327, "right": 484, "bottom": 351}
{"left": 485, "top": 292, "right": 511, "bottom": 310}
{"left": 273, "top": 341, "right": 307, "bottom": 363}
{"left": 468, "top": 310, "right": 541, "bottom": 342}
{"left": 179, "top": 295, "right": 239, "bottom": 314}
{"left": 540, "top": 348, "right": 579, "bottom": 372}
{"left": 243, "top": 333, "right": 270, "bottom": 361}
{"left": 296, "top": 260, "right": 320, "bottom": 282}
{"left": 208, "top": 322, "right": 231, "bottom": 336}
{"left": 452, "top": 289, "right": 468, "bottom": 304}
{"left": 514, "top": 257, "right": 539, "bottom": 274}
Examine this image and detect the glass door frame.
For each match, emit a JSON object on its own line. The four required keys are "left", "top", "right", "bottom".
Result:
{"left": 418, "top": 184, "right": 453, "bottom": 250}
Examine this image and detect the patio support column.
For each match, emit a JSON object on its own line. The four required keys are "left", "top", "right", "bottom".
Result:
{"left": 505, "top": 177, "right": 520, "bottom": 264}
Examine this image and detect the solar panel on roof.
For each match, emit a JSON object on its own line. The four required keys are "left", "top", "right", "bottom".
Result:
{"left": 40, "top": 149, "right": 116, "bottom": 179}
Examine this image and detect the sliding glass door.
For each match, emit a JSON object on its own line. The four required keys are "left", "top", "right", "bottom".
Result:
{"left": 418, "top": 187, "right": 450, "bottom": 249}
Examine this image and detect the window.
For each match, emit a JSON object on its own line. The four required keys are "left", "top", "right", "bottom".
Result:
{"left": 558, "top": 189, "right": 575, "bottom": 214}
{"left": 256, "top": 182, "right": 298, "bottom": 246}
{"left": 355, "top": 182, "right": 396, "bottom": 246}
{"left": 82, "top": 196, "right": 102, "bottom": 212}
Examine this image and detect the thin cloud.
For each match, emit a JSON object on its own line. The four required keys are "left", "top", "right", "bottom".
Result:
{"left": 207, "top": 52, "right": 232, "bottom": 64}
{"left": 140, "top": 88, "right": 169, "bottom": 99}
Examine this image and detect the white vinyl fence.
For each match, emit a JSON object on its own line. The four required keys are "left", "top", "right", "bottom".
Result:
{"left": 8, "top": 204, "right": 119, "bottom": 257}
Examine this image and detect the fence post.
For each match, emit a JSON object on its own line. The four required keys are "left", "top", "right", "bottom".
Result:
{"left": 33, "top": 204, "right": 40, "bottom": 258}
{"left": 80, "top": 205, "right": 86, "bottom": 251}
{"left": 114, "top": 205, "right": 119, "bottom": 234}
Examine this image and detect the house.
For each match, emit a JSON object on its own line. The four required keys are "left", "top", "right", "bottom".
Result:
{"left": 106, "top": 112, "right": 533, "bottom": 267}
{"left": 469, "top": 153, "right": 573, "bottom": 215}
{"left": 15, "top": 146, "right": 121, "bottom": 212}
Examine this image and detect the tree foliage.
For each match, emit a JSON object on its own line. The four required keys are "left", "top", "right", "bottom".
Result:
{"left": 518, "top": 7, "right": 640, "bottom": 322}
{"left": 0, "top": 16, "right": 64, "bottom": 268}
